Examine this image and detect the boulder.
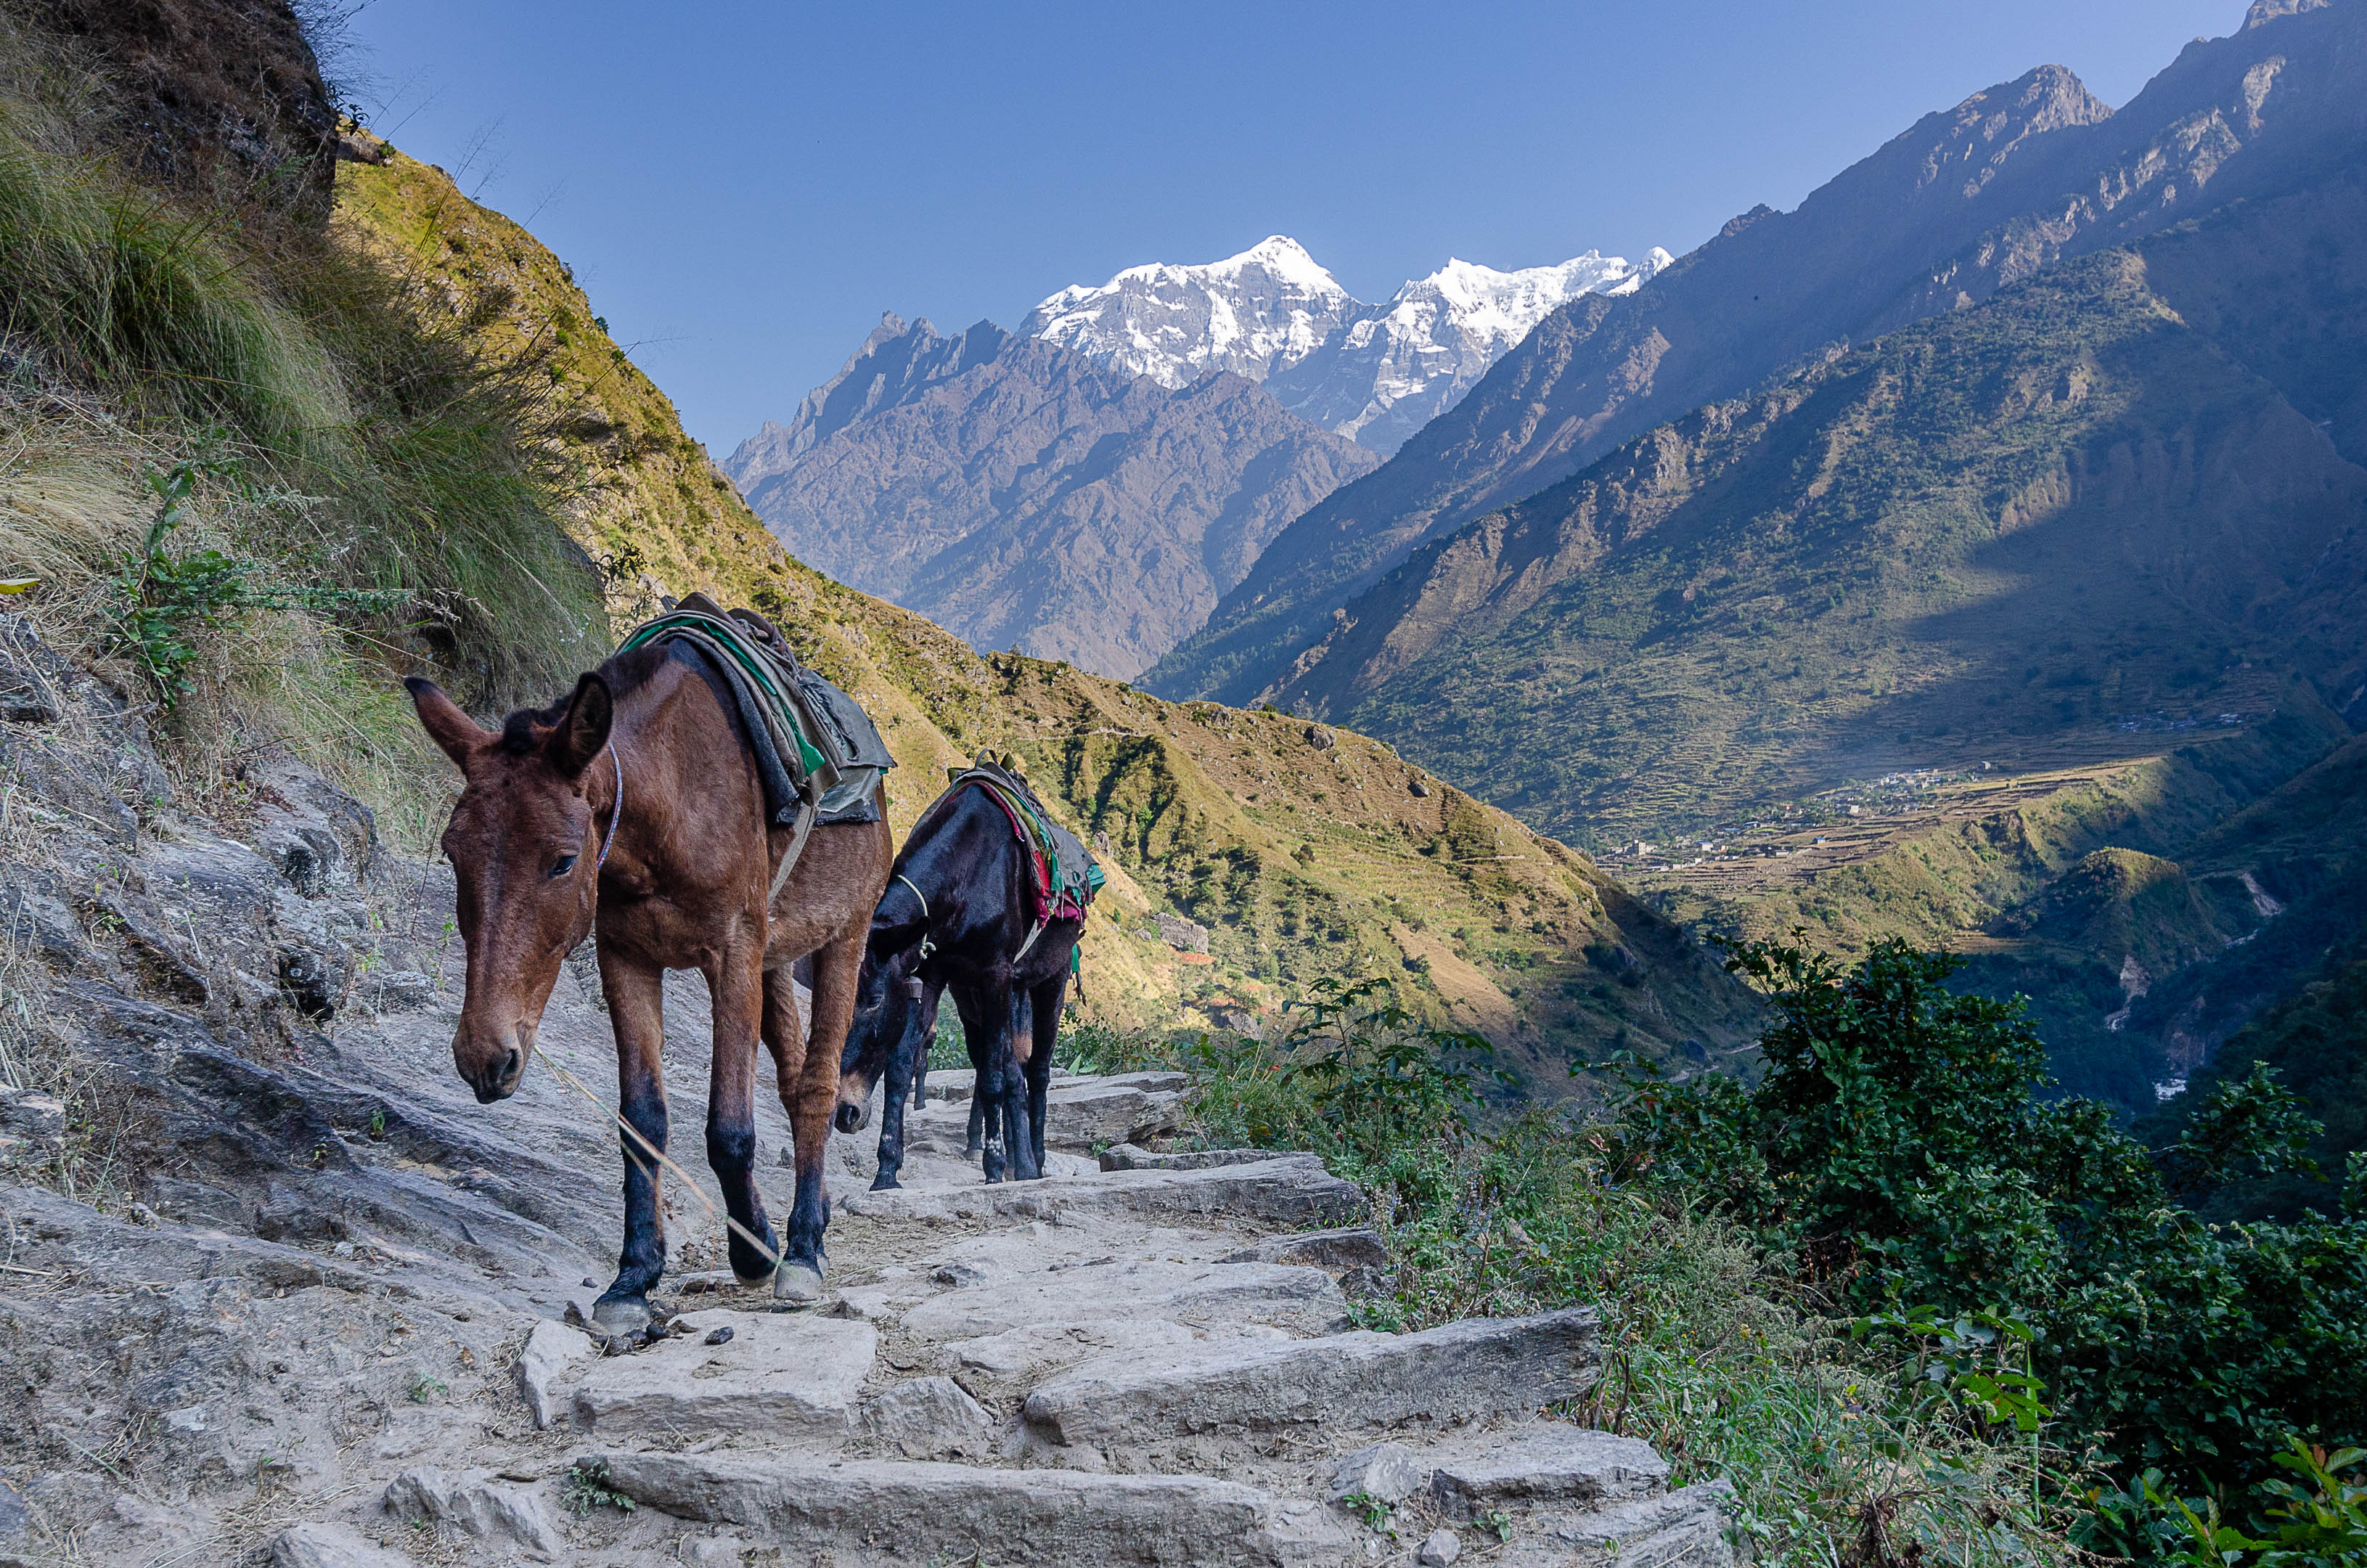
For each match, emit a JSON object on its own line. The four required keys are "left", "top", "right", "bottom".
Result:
{"left": 1329, "top": 1440, "right": 1426, "bottom": 1504}
{"left": 567, "top": 1309, "right": 876, "bottom": 1436}
{"left": 854, "top": 1376, "right": 999, "bottom": 1459}
{"left": 513, "top": 1319, "right": 596, "bottom": 1430}
{"left": 1158, "top": 912, "right": 1211, "bottom": 952}
{"left": 1418, "top": 1529, "right": 1462, "bottom": 1566}
{"left": 1023, "top": 1309, "right": 1601, "bottom": 1448}
{"left": 590, "top": 1450, "right": 1352, "bottom": 1568}
{"left": 382, "top": 1466, "right": 563, "bottom": 1561}
{"left": 267, "top": 1523, "right": 416, "bottom": 1568}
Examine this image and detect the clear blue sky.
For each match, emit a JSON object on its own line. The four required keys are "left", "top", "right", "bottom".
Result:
{"left": 338, "top": 0, "right": 2241, "bottom": 455}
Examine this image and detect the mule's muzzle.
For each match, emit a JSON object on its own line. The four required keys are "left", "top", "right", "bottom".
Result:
{"left": 833, "top": 1098, "right": 869, "bottom": 1135}
{"left": 458, "top": 1026, "right": 531, "bottom": 1103}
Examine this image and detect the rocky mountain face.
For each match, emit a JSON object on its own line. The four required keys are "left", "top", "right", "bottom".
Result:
{"left": 723, "top": 316, "right": 1381, "bottom": 679}
{"left": 1149, "top": 0, "right": 2367, "bottom": 706}
{"left": 1245, "top": 32, "right": 2367, "bottom": 1109}
{"left": 1023, "top": 236, "right": 1665, "bottom": 455}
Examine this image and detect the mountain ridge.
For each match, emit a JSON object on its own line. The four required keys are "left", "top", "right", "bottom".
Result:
{"left": 1023, "top": 235, "right": 1664, "bottom": 454}
{"left": 1147, "top": 2, "right": 2367, "bottom": 707}
{"left": 721, "top": 316, "right": 1381, "bottom": 679}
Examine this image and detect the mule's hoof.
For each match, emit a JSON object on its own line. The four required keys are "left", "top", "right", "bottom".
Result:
{"left": 773, "top": 1260, "right": 826, "bottom": 1305}
{"left": 732, "top": 1266, "right": 776, "bottom": 1289}
{"left": 869, "top": 1171, "right": 902, "bottom": 1192}
{"left": 591, "top": 1294, "right": 651, "bottom": 1336}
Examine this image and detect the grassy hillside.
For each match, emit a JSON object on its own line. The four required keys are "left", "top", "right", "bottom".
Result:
{"left": 330, "top": 142, "right": 1755, "bottom": 1077}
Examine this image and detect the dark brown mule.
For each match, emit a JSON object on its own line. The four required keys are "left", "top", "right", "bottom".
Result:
{"left": 407, "top": 642, "right": 890, "bottom": 1332}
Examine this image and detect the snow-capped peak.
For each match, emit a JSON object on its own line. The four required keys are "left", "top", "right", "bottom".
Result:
{"left": 1023, "top": 234, "right": 1357, "bottom": 391}
{"left": 1023, "top": 235, "right": 1667, "bottom": 454}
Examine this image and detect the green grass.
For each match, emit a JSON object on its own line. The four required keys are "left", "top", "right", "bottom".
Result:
{"left": 1096, "top": 983, "right": 2082, "bottom": 1566}
{"left": 0, "top": 20, "right": 606, "bottom": 839}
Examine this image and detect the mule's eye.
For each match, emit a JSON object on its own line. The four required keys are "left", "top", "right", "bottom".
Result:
{"left": 549, "top": 854, "right": 578, "bottom": 879}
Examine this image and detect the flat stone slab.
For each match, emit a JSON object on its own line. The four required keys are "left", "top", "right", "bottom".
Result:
{"left": 567, "top": 1309, "right": 877, "bottom": 1436}
{"left": 1429, "top": 1425, "right": 1669, "bottom": 1514}
{"left": 1545, "top": 1480, "right": 1738, "bottom": 1568}
{"left": 1103, "top": 1144, "right": 1320, "bottom": 1172}
{"left": 1023, "top": 1309, "right": 1601, "bottom": 1449}
{"left": 1221, "top": 1227, "right": 1391, "bottom": 1271}
{"left": 947, "top": 1318, "right": 1203, "bottom": 1377}
{"left": 903, "top": 1259, "right": 1345, "bottom": 1340}
{"left": 592, "top": 1449, "right": 1352, "bottom": 1568}
{"left": 841, "top": 1158, "right": 1368, "bottom": 1229}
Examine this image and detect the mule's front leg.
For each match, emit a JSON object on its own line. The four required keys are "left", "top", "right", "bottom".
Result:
{"left": 870, "top": 983, "right": 938, "bottom": 1192}
{"left": 773, "top": 930, "right": 864, "bottom": 1302}
{"left": 706, "top": 941, "right": 779, "bottom": 1288}
{"left": 595, "top": 950, "right": 670, "bottom": 1335}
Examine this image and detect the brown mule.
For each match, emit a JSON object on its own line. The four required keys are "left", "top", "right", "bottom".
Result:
{"left": 407, "top": 641, "right": 890, "bottom": 1332}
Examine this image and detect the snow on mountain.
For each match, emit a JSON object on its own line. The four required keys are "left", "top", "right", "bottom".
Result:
{"left": 1023, "top": 238, "right": 1669, "bottom": 454}
{"left": 1022, "top": 236, "right": 1356, "bottom": 389}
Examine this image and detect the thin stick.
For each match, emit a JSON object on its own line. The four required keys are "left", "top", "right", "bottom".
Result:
{"left": 528, "top": 1041, "right": 782, "bottom": 1273}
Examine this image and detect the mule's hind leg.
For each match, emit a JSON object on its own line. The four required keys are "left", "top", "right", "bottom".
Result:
{"left": 949, "top": 986, "right": 1004, "bottom": 1182}
{"left": 773, "top": 928, "right": 864, "bottom": 1302}
{"left": 703, "top": 939, "right": 780, "bottom": 1288}
{"left": 594, "top": 947, "right": 671, "bottom": 1335}
{"left": 1024, "top": 970, "right": 1068, "bottom": 1179}
{"left": 1002, "top": 989, "right": 1040, "bottom": 1183}
{"left": 870, "top": 981, "right": 940, "bottom": 1192}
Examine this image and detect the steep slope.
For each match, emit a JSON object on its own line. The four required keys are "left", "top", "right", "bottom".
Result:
{"left": 1261, "top": 168, "right": 2367, "bottom": 1109}
{"left": 1152, "top": 0, "right": 2367, "bottom": 705}
{"left": 722, "top": 315, "right": 1381, "bottom": 679}
{"left": 1267, "top": 250, "right": 1671, "bottom": 454}
{"left": 334, "top": 149, "right": 1754, "bottom": 1081}
{"left": 1024, "top": 236, "right": 1661, "bottom": 454}
{"left": 1281, "top": 237, "right": 2367, "bottom": 838}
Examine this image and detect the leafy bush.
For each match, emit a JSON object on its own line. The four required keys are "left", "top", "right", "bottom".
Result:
{"left": 1610, "top": 938, "right": 2367, "bottom": 1563}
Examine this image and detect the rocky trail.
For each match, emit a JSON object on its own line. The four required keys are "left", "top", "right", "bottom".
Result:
{"left": 0, "top": 616, "right": 1728, "bottom": 1568}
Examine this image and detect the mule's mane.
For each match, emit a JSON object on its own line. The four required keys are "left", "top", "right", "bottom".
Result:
{"left": 493, "top": 642, "right": 675, "bottom": 756}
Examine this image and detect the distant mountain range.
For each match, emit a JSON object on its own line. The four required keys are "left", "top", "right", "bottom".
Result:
{"left": 724, "top": 235, "right": 1653, "bottom": 679}
{"left": 1023, "top": 236, "right": 1667, "bottom": 456}
{"left": 1140, "top": 0, "right": 2367, "bottom": 1114}
{"left": 721, "top": 317, "right": 1378, "bottom": 679}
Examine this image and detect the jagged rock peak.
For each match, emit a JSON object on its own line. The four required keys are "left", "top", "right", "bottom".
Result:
{"left": 1025, "top": 234, "right": 1664, "bottom": 453}
{"left": 2247, "top": 0, "right": 2331, "bottom": 26}
{"left": 1023, "top": 235, "right": 1355, "bottom": 390}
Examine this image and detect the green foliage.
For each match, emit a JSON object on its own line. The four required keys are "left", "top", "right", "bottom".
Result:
{"left": 1608, "top": 937, "right": 2367, "bottom": 1560}
{"left": 560, "top": 1460, "right": 634, "bottom": 1517}
{"left": 0, "top": 60, "right": 604, "bottom": 711}
{"left": 1169, "top": 979, "right": 2082, "bottom": 1566}
{"left": 107, "top": 455, "right": 406, "bottom": 709}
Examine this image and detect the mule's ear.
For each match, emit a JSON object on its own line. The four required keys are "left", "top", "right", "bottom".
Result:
{"left": 406, "top": 677, "right": 487, "bottom": 769}
{"left": 547, "top": 672, "right": 613, "bottom": 780}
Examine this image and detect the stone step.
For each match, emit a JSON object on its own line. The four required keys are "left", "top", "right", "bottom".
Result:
{"left": 590, "top": 1449, "right": 1352, "bottom": 1568}
{"left": 1100, "top": 1143, "right": 1299, "bottom": 1171}
{"left": 1532, "top": 1480, "right": 1738, "bottom": 1568}
{"left": 901, "top": 1258, "right": 1346, "bottom": 1341}
{"left": 839, "top": 1157, "right": 1368, "bottom": 1230}
{"left": 900, "top": 1077, "right": 1186, "bottom": 1155}
{"left": 1023, "top": 1309, "right": 1601, "bottom": 1450}
{"left": 554, "top": 1309, "right": 877, "bottom": 1436}
{"left": 1426, "top": 1425, "right": 1670, "bottom": 1516}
